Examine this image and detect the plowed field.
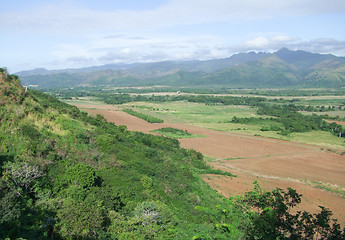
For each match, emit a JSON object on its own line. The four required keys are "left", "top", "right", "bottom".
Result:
{"left": 76, "top": 104, "right": 345, "bottom": 223}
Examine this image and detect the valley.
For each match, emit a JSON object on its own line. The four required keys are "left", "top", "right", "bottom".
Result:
{"left": 2, "top": 0, "right": 345, "bottom": 237}
{"left": 2, "top": 67, "right": 345, "bottom": 239}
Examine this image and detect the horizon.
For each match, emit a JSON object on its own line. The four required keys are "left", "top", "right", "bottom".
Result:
{"left": 14, "top": 47, "right": 344, "bottom": 74}
{"left": 1, "top": 0, "right": 345, "bottom": 73}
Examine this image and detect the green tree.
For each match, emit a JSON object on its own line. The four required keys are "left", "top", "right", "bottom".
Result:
{"left": 234, "top": 182, "right": 345, "bottom": 239}
{"left": 64, "top": 163, "right": 96, "bottom": 189}
{"left": 57, "top": 199, "right": 105, "bottom": 239}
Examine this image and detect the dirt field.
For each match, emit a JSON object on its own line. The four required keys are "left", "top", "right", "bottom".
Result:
{"left": 76, "top": 104, "right": 345, "bottom": 223}
{"left": 326, "top": 120, "right": 345, "bottom": 126}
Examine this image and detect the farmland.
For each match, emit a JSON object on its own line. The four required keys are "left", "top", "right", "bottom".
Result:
{"left": 69, "top": 91, "right": 345, "bottom": 223}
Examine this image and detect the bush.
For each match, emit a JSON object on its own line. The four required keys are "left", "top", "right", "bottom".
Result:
{"left": 233, "top": 182, "right": 345, "bottom": 239}
{"left": 64, "top": 164, "right": 96, "bottom": 188}
{"left": 123, "top": 108, "right": 164, "bottom": 123}
{"left": 57, "top": 199, "right": 105, "bottom": 239}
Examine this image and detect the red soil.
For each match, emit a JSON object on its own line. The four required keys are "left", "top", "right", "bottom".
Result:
{"left": 326, "top": 120, "right": 345, "bottom": 126}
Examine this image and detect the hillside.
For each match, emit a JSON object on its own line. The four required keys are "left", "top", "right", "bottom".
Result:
{"left": 17, "top": 48, "right": 345, "bottom": 88}
{"left": 1, "top": 69, "right": 344, "bottom": 239}
{"left": 0, "top": 69, "right": 228, "bottom": 239}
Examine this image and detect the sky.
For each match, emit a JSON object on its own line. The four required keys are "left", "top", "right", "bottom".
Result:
{"left": 1, "top": 0, "right": 345, "bottom": 73}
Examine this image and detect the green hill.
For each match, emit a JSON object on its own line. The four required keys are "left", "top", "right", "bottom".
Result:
{"left": 1, "top": 69, "right": 344, "bottom": 239}
{"left": 0, "top": 68, "right": 240, "bottom": 239}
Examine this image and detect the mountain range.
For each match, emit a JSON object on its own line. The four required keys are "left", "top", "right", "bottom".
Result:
{"left": 17, "top": 48, "right": 345, "bottom": 88}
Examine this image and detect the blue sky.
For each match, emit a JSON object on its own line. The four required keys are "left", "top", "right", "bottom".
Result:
{"left": 1, "top": 0, "right": 345, "bottom": 72}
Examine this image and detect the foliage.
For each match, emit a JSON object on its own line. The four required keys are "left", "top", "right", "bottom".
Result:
{"left": 151, "top": 127, "right": 204, "bottom": 139}
{"left": 232, "top": 182, "right": 345, "bottom": 240}
{"left": 0, "top": 69, "right": 25, "bottom": 105}
{"left": 0, "top": 73, "right": 230, "bottom": 238}
{"left": 63, "top": 163, "right": 96, "bottom": 188}
{"left": 56, "top": 199, "right": 105, "bottom": 239}
{"left": 123, "top": 108, "right": 164, "bottom": 123}
{"left": 2, "top": 162, "right": 42, "bottom": 196}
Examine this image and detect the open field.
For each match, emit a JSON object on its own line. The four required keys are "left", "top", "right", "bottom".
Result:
{"left": 122, "top": 101, "right": 259, "bottom": 124}
{"left": 64, "top": 97, "right": 106, "bottom": 106}
{"left": 74, "top": 102, "right": 345, "bottom": 223}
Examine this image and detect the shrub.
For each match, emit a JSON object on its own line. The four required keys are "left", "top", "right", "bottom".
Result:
{"left": 57, "top": 199, "right": 105, "bottom": 239}
{"left": 123, "top": 108, "right": 164, "bottom": 123}
{"left": 64, "top": 164, "right": 96, "bottom": 188}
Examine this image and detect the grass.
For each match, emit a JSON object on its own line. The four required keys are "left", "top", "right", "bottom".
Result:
{"left": 297, "top": 98, "right": 345, "bottom": 106}
{"left": 290, "top": 131, "right": 345, "bottom": 150}
{"left": 121, "top": 101, "right": 259, "bottom": 124}
{"left": 301, "top": 110, "right": 345, "bottom": 118}
{"left": 151, "top": 127, "right": 205, "bottom": 139}
{"left": 302, "top": 180, "right": 345, "bottom": 198}
{"left": 63, "top": 96, "right": 105, "bottom": 106}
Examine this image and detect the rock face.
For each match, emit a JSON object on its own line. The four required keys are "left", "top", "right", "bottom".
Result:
{"left": 0, "top": 68, "right": 25, "bottom": 105}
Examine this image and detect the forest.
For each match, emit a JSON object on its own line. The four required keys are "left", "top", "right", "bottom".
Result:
{"left": 1, "top": 69, "right": 345, "bottom": 239}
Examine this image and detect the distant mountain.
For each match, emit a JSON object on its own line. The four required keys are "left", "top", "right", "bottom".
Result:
{"left": 17, "top": 48, "right": 345, "bottom": 88}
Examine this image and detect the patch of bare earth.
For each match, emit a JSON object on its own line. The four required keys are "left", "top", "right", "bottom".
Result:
{"left": 326, "top": 120, "right": 345, "bottom": 126}
{"left": 77, "top": 104, "right": 345, "bottom": 223}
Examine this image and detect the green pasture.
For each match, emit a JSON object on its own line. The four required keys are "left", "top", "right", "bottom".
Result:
{"left": 63, "top": 96, "right": 105, "bottom": 106}
{"left": 297, "top": 98, "right": 345, "bottom": 106}
{"left": 301, "top": 110, "right": 345, "bottom": 118}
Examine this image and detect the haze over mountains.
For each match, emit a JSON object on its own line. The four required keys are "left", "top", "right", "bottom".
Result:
{"left": 17, "top": 48, "right": 345, "bottom": 88}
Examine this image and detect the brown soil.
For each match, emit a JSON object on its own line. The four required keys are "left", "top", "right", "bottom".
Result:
{"left": 77, "top": 104, "right": 345, "bottom": 223}
{"left": 326, "top": 120, "right": 345, "bottom": 126}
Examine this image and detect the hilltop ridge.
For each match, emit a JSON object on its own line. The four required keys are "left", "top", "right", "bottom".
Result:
{"left": 0, "top": 68, "right": 25, "bottom": 105}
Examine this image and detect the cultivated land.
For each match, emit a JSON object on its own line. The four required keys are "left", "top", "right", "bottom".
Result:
{"left": 72, "top": 100, "right": 345, "bottom": 223}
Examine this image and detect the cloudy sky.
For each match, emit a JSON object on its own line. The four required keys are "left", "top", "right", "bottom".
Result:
{"left": 1, "top": 0, "right": 345, "bottom": 72}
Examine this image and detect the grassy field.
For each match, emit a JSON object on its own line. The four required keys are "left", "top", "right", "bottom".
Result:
{"left": 297, "top": 98, "right": 345, "bottom": 106}
{"left": 63, "top": 97, "right": 106, "bottom": 106}
{"left": 301, "top": 110, "right": 345, "bottom": 118}
{"left": 120, "top": 101, "right": 259, "bottom": 123}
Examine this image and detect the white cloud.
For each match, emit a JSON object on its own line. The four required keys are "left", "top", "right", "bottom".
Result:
{"left": 243, "top": 37, "right": 270, "bottom": 49}
{"left": 289, "top": 38, "right": 345, "bottom": 56}
{"left": 1, "top": 0, "right": 345, "bottom": 35}
{"left": 242, "top": 35, "right": 299, "bottom": 50}
{"left": 237, "top": 35, "right": 345, "bottom": 56}
{"left": 1, "top": 0, "right": 345, "bottom": 71}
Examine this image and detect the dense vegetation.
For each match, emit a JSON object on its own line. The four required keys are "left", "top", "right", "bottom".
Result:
{"left": 151, "top": 128, "right": 197, "bottom": 139}
{"left": 123, "top": 108, "right": 164, "bottom": 123}
{"left": 1, "top": 69, "right": 344, "bottom": 239}
{"left": 43, "top": 85, "right": 345, "bottom": 98}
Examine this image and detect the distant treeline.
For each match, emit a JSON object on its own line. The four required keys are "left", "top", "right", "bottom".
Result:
{"left": 232, "top": 105, "right": 345, "bottom": 137}
{"left": 46, "top": 86, "right": 345, "bottom": 97}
